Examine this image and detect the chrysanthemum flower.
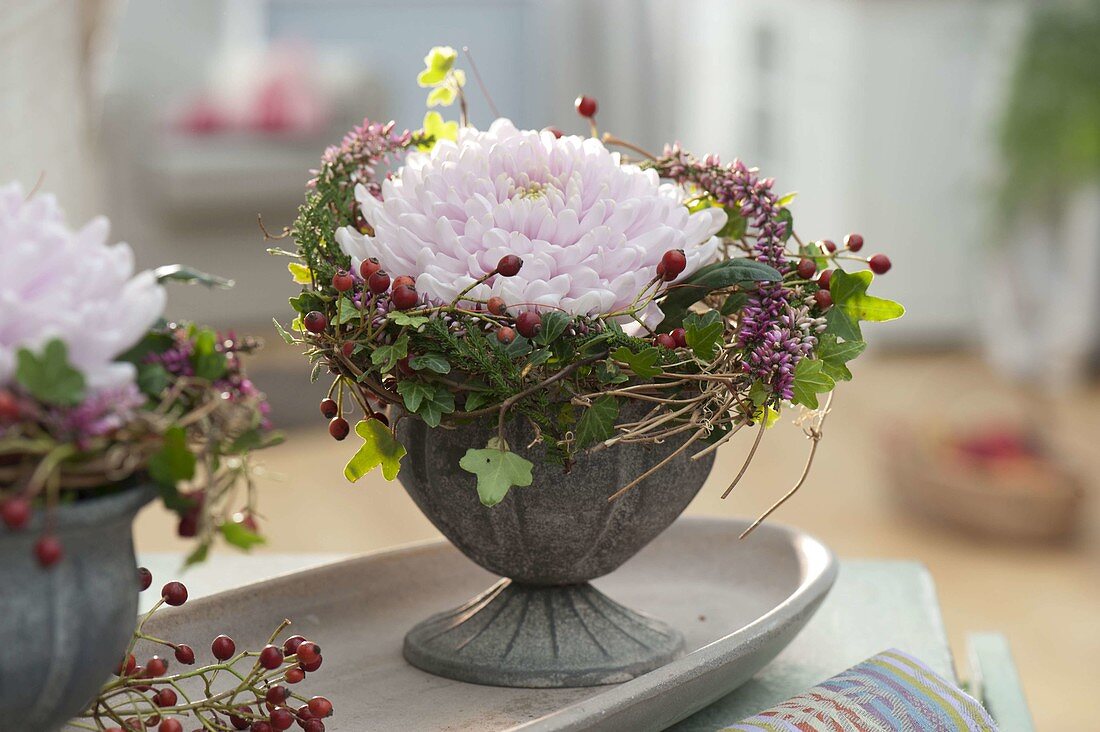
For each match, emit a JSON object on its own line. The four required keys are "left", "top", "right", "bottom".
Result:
{"left": 0, "top": 182, "right": 166, "bottom": 392}
{"left": 336, "top": 119, "right": 726, "bottom": 323}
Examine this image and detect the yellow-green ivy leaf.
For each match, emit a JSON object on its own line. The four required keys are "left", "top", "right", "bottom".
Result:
{"left": 427, "top": 84, "right": 457, "bottom": 107}
{"left": 344, "top": 419, "right": 406, "bottom": 482}
{"left": 459, "top": 438, "right": 534, "bottom": 507}
{"left": 417, "top": 46, "right": 457, "bottom": 87}
{"left": 417, "top": 111, "right": 458, "bottom": 151}
{"left": 288, "top": 262, "right": 312, "bottom": 285}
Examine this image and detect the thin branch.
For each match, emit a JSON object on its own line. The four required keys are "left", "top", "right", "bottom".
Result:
{"left": 720, "top": 416, "right": 767, "bottom": 499}
{"left": 462, "top": 46, "right": 500, "bottom": 118}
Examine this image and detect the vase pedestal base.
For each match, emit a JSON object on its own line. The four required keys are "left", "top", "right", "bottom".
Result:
{"left": 403, "top": 578, "right": 684, "bottom": 688}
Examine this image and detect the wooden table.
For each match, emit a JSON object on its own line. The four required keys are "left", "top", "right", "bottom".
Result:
{"left": 139, "top": 555, "right": 1034, "bottom": 731}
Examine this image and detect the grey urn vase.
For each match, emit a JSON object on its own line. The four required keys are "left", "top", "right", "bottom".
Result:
{"left": 0, "top": 485, "right": 153, "bottom": 731}
{"left": 397, "top": 412, "right": 716, "bottom": 688}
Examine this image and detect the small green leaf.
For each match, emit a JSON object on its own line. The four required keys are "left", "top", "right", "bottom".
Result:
{"left": 459, "top": 440, "right": 534, "bottom": 507}
{"left": 817, "top": 334, "right": 867, "bottom": 382}
{"left": 536, "top": 311, "right": 571, "bottom": 345}
{"left": 336, "top": 298, "right": 361, "bottom": 325}
{"left": 220, "top": 521, "right": 265, "bottom": 550}
{"left": 717, "top": 206, "right": 748, "bottom": 239}
{"left": 464, "top": 390, "right": 497, "bottom": 412}
{"left": 417, "top": 111, "right": 458, "bottom": 151}
{"left": 776, "top": 191, "right": 798, "bottom": 207}
{"left": 287, "top": 262, "right": 313, "bottom": 285}
{"left": 409, "top": 353, "right": 451, "bottom": 374}
{"left": 397, "top": 380, "right": 455, "bottom": 427}
{"left": 191, "top": 329, "right": 227, "bottom": 381}
{"left": 137, "top": 364, "right": 170, "bottom": 397}
{"left": 154, "top": 265, "right": 234, "bottom": 289}
{"left": 344, "top": 419, "right": 407, "bottom": 482}
{"left": 790, "top": 359, "right": 836, "bottom": 409}
{"left": 417, "top": 46, "right": 457, "bottom": 87}
{"left": 427, "top": 84, "right": 457, "bottom": 107}
{"left": 148, "top": 425, "right": 196, "bottom": 487}
{"left": 575, "top": 396, "right": 619, "bottom": 448}
{"left": 684, "top": 310, "right": 724, "bottom": 360}
{"left": 15, "top": 339, "right": 86, "bottom": 406}
{"left": 371, "top": 334, "right": 409, "bottom": 373}
{"left": 183, "top": 542, "right": 210, "bottom": 567}
{"left": 272, "top": 318, "right": 297, "bottom": 344}
{"left": 825, "top": 307, "right": 862, "bottom": 341}
{"left": 595, "top": 360, "right": 629, "bottom": 384}
{"left": 388, "top": 311, "right": 429, "bottom": 329}
{"left": 527, "top": 349, "right": 553, "bottom": 367}
{"left": 657, "top": 259, "right": 781, "bottom": 330}
{"left": 844, "top": 294, "right": 906, "bottom": 322}
{"left": 612, "top": 346, "right": 663, "bottom": 379}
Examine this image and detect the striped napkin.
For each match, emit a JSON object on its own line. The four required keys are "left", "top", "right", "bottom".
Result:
{"left": 727, "top": 649, "right": 998, "bottom": 732}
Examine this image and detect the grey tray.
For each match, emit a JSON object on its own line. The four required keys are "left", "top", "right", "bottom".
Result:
{"left": 142, "top": 517, "right": 836, "bottom": 731}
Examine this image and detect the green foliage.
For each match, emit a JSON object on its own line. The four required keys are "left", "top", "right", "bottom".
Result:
{"left": 137, "top": 364, "right": 170, "bottom": 397}
{"left": 220, "top": 521, "right": 265, "bottom": 550}
{"left": 344, "top": 419, "right": 406, "bottom": 481}
{"left": 417, "top": 46, "right": 458, "bottom": 86}
{"left": 148, "top": 426, "right": 196, "bottom": 488}
{"left": 397, "top": 380, "right": 456, "bottom": 427}
{"left": 371, "top": 334, "right": 409, "bottom": 374}
{"left": 656, "top": 259, "right": 781, "bottom": 330}
{"left": 272, "top": 318, "right": 297, "bottom": 345}
{"left": 612, "top": 346, "right": 663, "bottom": 378}
{"left": 191, "top": 329, "right": 228, "bottom": 381}
{"left": 336, "top": 298, "right": 361, "bottom": 325}
{"left": 816, "top": 334, "right": 866, "bottom": 382}
{"left": 828, "top": 270, "right": 904, "bottom": 337}
{"left": 459, "top": 438, "right": 535, "bottom": 507}
{"left": 417, "top": 111, "right": 458, "bottom": 151}
{"left": 790, "top": 359, "right": 835, "bottom": 409}
{"left": 535, "top": 311, "right": 571, "bottom": 345}
{"left": 575, "top": 395, "right": 619, "bottom": 448}
{"left": 388, "top": 311, "right": 430, "bottom": 329}
{"left": 153, "top": 265, "right": 234, "bottom": 289}
{"left": 15, "top": 339, "right": 86, "bottom": 407}
{"left": 683, "top": 310, "right": 724, "bottom": 360}
{"left": 409, "top": 353, "right": 451, "bottom": 374}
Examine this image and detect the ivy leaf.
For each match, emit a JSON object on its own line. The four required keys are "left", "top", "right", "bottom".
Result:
{"left": 287, "top": 262, "right": 313, "bottom": 285}
{"left": 612, "top": 346, "right": 663, "bottom": 379}
{"left": 272, "top": 318, "right": 297, "bottom": 345}
{"left": 657, "top": 259, "right": 781, "bottom": 330}
{"left": 825, "top": 307, "right": 861, "bottom": 340}
{"left": 396, "top": 380, "right": 455, "bottom": 427}
{"left": 148, "top": 426, "right": 196, "bottom": 487}
{"left": 191, "top": 329, "right": 227, "bottom": 381}
{"left": 684, "top": 310, "right": 724, "bottom": 360}
{"left": 154, "top": 265, "right": 234, "bottom": 289}
{"left": 776, "top": 191, "right": 798, "bottom": 207}
{"left": 15, "top": 339, "right": 86, "bottom": 407}
{"left": 387, "top": 311, "right": 429, "bottom": 329}
{"left": 459, "top": 439, "right": 534, "bottom": 507}
{"left": 717, "top": 205, "right": 748, "bottom": 239}
{"left": 527, "top": 349, "right": 553, "bottom": 367}
{"left": 535, "top": 311, "right": 571, "bottom": 345}
{"left": 790, "top": 359, "right": 835, "bottom": 409}
{"left": 417, "top": 111, "right": 458, "bottom": 151}
{"left": 409, "top": 353, "right": 451, "bottom": 374}
{"left": 137, "top": 364, "right": 170, "bottom": 397}
{"left": 344, "top": 419, "right": 407, "bottom": 482}
{"left": 464, "top": 390, "right": 497, "bottom": 412}
{"left": 289, "top": 291, "right": 325, "bottom": 315}
{"left": 371, "top": 334, "right": 409, "bottom": 373}
{"left": 417, "top": 46, "right": 457, "bottom": 87}
{"left": 817, "top": 334, "right": 867, "bottom": 382}
{"left": 220, "top": 521, "right": 265, "bottom": 550}
{"left": 183, "top": 542, "right": 210, "bottom": 567}
{"left": 336, "top": 297, "right": 361, "bottom": 325}
{"left": 829, "top": 269, "right": 905, "bottom": 325}
{"left": 427, "top": 84, "right": 457, "bottom": 107}
{"left": 575, "top": 396, "right": 619, "bottom": 448}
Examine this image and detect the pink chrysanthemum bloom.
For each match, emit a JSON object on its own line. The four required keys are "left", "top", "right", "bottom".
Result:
{"left": 336, "top": 119, "right": 726, "bottom": 324}
{"left": 0, "top": 182, "right": 166, "bottom": 392}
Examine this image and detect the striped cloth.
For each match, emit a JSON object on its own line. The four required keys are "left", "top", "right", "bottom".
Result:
{"left": 726, "top": 649, "right": 998, "bottom": 732}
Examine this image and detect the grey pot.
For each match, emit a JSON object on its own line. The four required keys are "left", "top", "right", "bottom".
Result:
{"left": 0, "top": 485, "right": 154, "bottom": 731}
{"left": 397, "top": 411, "right": 716, "bottom": 688}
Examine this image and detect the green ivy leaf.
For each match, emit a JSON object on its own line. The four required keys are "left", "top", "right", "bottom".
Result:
{"left": 191, "top": 329, "right": 227, "bottom": 381}
{"left": 417, "top": 46, "right": 457, "bottom": 87}
{"left": 148, "top": 426, "right": 196, "bottom": 487}
{"left": 387, "top": 311, "right": 429, "bottom": 329}
{"left": 397, "top": 380, "right": 455, "bottom": 427}
{"left": 464, "top": 390, "right": 497, "bottom": 412}
{"left": 183, "top": 542, "right": 210, "bottom": 567}
{"left": 717, "top": 206, "right": 748, "bottom": 239}
{"left": 527, "top": 349, "right": 553, "bottom": 367}
{"left": 536, "top": 311, "right": 571, "bottom": 345}
{"left": 417, "top": 111, "right": 458, "bottom": 151}
{"left": 154, "top": 265, "right": 234, "bottom": 289}
{"left": 336, "top": 297, "right": 361, "bottom": 325}
{"left": 817, "top": 334, "right": 867, "bottom": 382}
{"left": 657, "top": 259, "right": 781, "bottom": 330}
{"left": 15, "top": 339, "right": 86, "bottom": 407}
{"left": 829, "top": 269, "right": 905, "bottom": 325}
{"left": 427, "top": 84, "right": 457, "bottom": 107}
{"left": 409, "top": 353, "right": 451, "bottom": 374}
{"left": 459, "top": 438, "right": 534, "bottom": 507}
{"left": 371, "top": 334, "right": 409, "bottom": 374}
{"left": 272, "top": 318, "right": 297, "bottom": 344}
{"left": 612, "top": 346, "right": 663, "bottom": 379}
{"left": 595, "top": 360, "right": 629, "bottom": 384}
{"left": 575, "top": 396, "right": 619, "bottom": 448}
{"left": 287, "top": 262, "right": 313, "bottom": 285}
{"left": 344, "top": 419, "right": 407, "bottom": 482}
{"left": 790, "top": 359, "right": 835, "bottom": 409}
{"left": 684, "top": 310, "right": 724, "bottom": 360}
{"left": 220, "top": 521, "right": 266, "bottom": 550}
{"left": 137, "top": 364, "right": 170, "bottom": 397}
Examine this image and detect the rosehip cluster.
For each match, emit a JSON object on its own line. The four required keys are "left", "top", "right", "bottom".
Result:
{"left": 656, "top": 249, "right": 687, "bottom": 281}
{"left": 86, "top": 568, "right": 335, "bottom": 731}
{"left": 654, "top": 328, "right": 689, "bottom": 350}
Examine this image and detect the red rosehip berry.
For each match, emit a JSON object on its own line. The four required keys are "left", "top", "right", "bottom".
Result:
{"left": 34, "top": 535, "right": 63, "bottom": 568}
{"left": 284, "top": 667, "right": 305, "bottom": 684}
{"left": 297, "top": 704, "right": 316, "bottom": 723}
{"left": 319, "top": 398, "right": 338, "bottom": 419}
{"left": 303, "top": 311, "right": 327, "bottom": 334}
{"left": 295, "top": 642, "right": 321, "bottom": 665}
{"left": 158, "top": 720, "right": 182, "bottom": 732}
{"left": 496, "top": 326, "right": 516, "bottom": 344}
{"left": 392, "top": 275, "right": 415, "bottom": 290}
{"left": 341, "top": 341, "right": 355, "bottom": 358}
{"left": 307, "top": 697, "right": 333, "bottom": 718}
{"left": 143, "top": 714, "right": 161, "bottom": 727}
{"left": 269, "top": 708, "right": 295, "bottom": 730}
{"left": 659, "top": 249, "right": 687, "bottom": 281}
{"left": 259, "top": 644, "right": 284, "bottom": 670}
{"left": 397, "top": 356, "right": 416, "bottom": 376}
{"left": 368, "top": 270, "right": 391, "bottom": 294}
{"left": 670, "top": 327, "right": 688, "bottom": 348}
{"left": 154, "top": 688, "right": 178, "bottom": 707}
{"left": 1, "top": 497, "right": 31, "bottom": 530}
{"left": 487, "top": 296, "right": 507, "bottom": 316}
{"left": 654, "top": 333, "right": 676, "bottom": 349}
{"left": 796, "top": 258, "right": 817, "bottom": 279}
{"left": 369, "top": 410, "right": 390, "bottom": 427}
{"left": 814, "top": 289, "right": 833, "bottom": 311}
{"left": 817, "top": 269, "right": 833, "bottom": 291}
{"left": 844, "top": 233, "right": 864, "bottom": 252}
{"left": 515, "top": 311, "right": 542, "bottom": 339}
{"left": 544, "top": 126, "right": 564, "bottom": 138}
{"left": 496, "top": 254, "right": 523, "bottom": 277}
{"left": 303, "top": 720, "right": 325, "bottom": 732}
{"left": 265, "top": 685, "right": 289, "bottom": 705}
{"left": 869, "top": 254, "right": 892, "bottom": 274}
{"left": 391, "top": 284, "right": 419, "bottom": 310}
{"left": 137, "top": 566, "right": 152, "bottom": 591}
{"left": 0, "top": 390, "right": 20, "bottom": 422}
{"left": 299, "top": 655, "right": 323, "bottom": 672}
{"left": 574, "top": 95, "right": 598, "bottom": 118}
{"left": 117, "top": 653, "right": 137, "bottom": 676}
{"left": 174, "top": 644, "right": 195, "bottom": 665}
{"left": 229, "top": 708, "right": 252, "bottom": 730}
{"left": 359, "top": 257, "right": 381, "bottom": 279}
{"left": 145, "top": 656, "right": 168, "bottom": 677}
{"left": 282, "top": 635, "right": 306, "bottom": 656}
{"left": 250, "top": 723, "right": 273, "bottom": 732}
{"left": 161, "top": 581, "right": 188, "bottom": 607}
{"left": 331, "top": 270, "right": 354, "bottom": 292}
{"left": 328, "top": 417, "right": 350, "bottom": 441}
{"left": 177, "top": 511, "right": 198, "bottom": 538}
{"left": 211, "top": 634, "right": 236, "bottom": 661}
{"left": 822, "top": 239, "right": 837, "bottom": 253}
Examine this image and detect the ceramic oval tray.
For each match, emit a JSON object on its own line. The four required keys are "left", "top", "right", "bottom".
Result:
{"left": 142, "top": 517, "right": 836, "bottom": 731}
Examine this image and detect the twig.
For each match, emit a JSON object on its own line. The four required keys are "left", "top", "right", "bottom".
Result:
{"left": 720, "top": 416, "right": 767, "bottom": 498}
{"left": 462, "top": 46, "right": 500, "bottom": 118}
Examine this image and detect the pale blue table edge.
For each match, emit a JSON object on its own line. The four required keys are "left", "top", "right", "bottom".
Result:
{"left": 137, "top": 555, "right": 962, "bottom": 731}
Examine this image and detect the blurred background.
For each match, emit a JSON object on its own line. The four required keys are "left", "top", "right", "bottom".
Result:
{"left": 3, "top": 0, "right": 1098, "bottom": 727}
